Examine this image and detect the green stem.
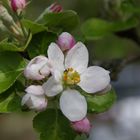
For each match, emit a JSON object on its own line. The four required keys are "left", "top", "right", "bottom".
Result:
{"left": 15, "top": 12, "right": 27, "bottom": 38}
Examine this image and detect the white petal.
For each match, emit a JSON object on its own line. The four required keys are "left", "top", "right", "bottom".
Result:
{"left": 24, "top": 64, "right": 45, "bottom": 80}
{"left": 40, "top": 64, "right": 51, "bottom": 77}
{"left": 30, "top": 95, "right": 47, "bottom": 111}
{"left": 22, "top": 93, "right": 47, "bottom": 111}
{"left": 65, "top": 42, "right": 89, "bottom": 74}
{"left": 60, "top": 89, "right": 87, "bottom": 121}
{"left": 51, "top": 69, "right": 63, "bottom": 82}
{"left": 43, "top": 76, "right": 63, "bottom": 97}
{"left": 78, "top": 66, "right": 110, "bottom": 93}
{"left": 99, "top": 84, "right": 112, "bottom": 94}
{"left": 25, "top": 85, "right": 44, "bottom": 96}
{"left": 21, "top": 94, "right": 31, "bottom": 106}
{"left": 48, "top": 43, "right": 64, "bottom": 72}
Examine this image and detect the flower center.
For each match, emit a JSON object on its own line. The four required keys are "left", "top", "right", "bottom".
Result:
{"left": 63, "top": 68, "right": 80, "bottom": 85}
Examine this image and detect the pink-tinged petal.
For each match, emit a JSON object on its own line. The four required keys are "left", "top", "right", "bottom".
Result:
{"left": 78, "top": 66, "right": 110, "bottom": 93}
{"left": 65, "top": 42, "right": 89, "bottom": 74}
{"left": 24, "top": 55, "right": 50, "bottom": 80}
{"left": 21, "top": 93, "right": 47, "bottom": 111}
{"left": 39, "top": 64, "right": 51, "bottom": 76}
{"left": 57, "top": 32, "right": 76, "bottom": 51}
{"left": 71, "top": 117, "right": 92, "bottom": 134}
{"left": 25, "top": 85, "right": 44, "bottom": 96}
{"left": 43, "top": 76, "right": 63, "bottom": 97}
{"left": 30, "top": 95, "right": 47, "bottom": 111}
{"left": 24, "top": 64, "right": 45, "bottom": 80}
{"left": 60, "top": 89, "right": 87, "bottom": 121}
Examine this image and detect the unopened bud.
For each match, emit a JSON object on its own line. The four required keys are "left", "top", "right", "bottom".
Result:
{"left": 48, "top": 3, "right": 63, "bottom": 13}
{"left": 36, "top": 3, "right": 63, "bottom": 23}
{"left": 21, "top": 85, "right": 47, "bottom": 111}
{"left": 24, "top": 56, "right": 51, "bottom": 80}
{"left": 11, "top": 0, "right": 26, "bottom": 12}
{"left": 0, "top": 4, "right": 23, "bottom": 37}
{"left": 71, "top": 117, "right": 92, "bottom": 134}
{"left": 57, "top": 32, "right": 76, "bottom": 51}
{"left": 25, "top": 85, "right": 44, "bottom": 96}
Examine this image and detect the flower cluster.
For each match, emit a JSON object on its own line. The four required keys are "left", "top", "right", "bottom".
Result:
{"left": 23, "top": 32, "right": 111, "bottom": 134}
{"left": 0, "top": 2, "right": 27, "bottom": 42}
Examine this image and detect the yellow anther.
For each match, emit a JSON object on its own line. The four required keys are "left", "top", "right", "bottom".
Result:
{"left": 63, "top": 68, "right": 80, "bottom": 85}
{"left": 68, "top": 68, "right": 73, "bottom": 72}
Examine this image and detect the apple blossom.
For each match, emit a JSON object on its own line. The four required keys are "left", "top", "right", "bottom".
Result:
{"left": 24, "top": 56, "right": 51, "bottom": 80}
{"left": 21, "top": 85, "right": 47, "bottom": 111}
{"left": 57, "top": 32, "right": 76, "bottom": 51}
{"left": 71, "top": 117, "right": 92, "bottom": 134}
{"left": 43, "top": 42, "right": 110, "bottom": 121}
{"left": 11, "top": 0, "right": 26, "bottom": 12}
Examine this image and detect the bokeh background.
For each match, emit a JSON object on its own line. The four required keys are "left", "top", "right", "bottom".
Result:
{"left": 0, "top": 0, "right": 140, "bottom": 140}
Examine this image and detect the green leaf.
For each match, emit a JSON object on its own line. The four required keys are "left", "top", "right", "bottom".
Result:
{"left": 0, "top": 88, "right": 12, "bottom": 103}
{"left": 0, "top": 86, "right": 22, "bottom": 113}
{"left": 81, "top": 18, "right": 138, "bottom": 40}
{"left": 22, "top": 19, "right": 48, "bottom": 34}
{"left": 33, "top": 109, "right": 76, "bottom": 140}
{"left": 28, "top": 31, "right": 57, "bottom": 58}
{"left": 0, "top": 94, "right": 21, "bottom": 113}
{"left": 85, "top": 89, "right": 116, "bottom": 113}
{"left": 0, "top": 52, "right": 26, "bottom": 94}
{"left": 43, "top": 10, "right": 80, "bottom": 32}
{"left": 0, "top": 33, "right": 32, "bottom": 52}
{"left": 121, "top": 1, "right": 140, "bottom": 14}
{"left": 112, "top": 18, "right": 138, "bottom": 31}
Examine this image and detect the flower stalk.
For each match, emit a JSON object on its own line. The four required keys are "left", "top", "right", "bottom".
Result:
{"left": 0, "top": 4, "right": 25, "bottom": 40}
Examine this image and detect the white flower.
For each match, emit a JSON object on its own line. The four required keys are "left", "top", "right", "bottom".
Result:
{"left": 43, "top": 42, "right": 110, "bottom": 121}
{"left": 21, "top": 85, "right": 47, "bottom": 111}
{"left": 24, "top": 55, "right": 51, "bottom": 80}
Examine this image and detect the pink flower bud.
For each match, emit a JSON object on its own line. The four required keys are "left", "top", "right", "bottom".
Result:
{"left": 36, "top": 3, "right": 63, "bottom": 22}
{"left": 11, "top": 0, "right": 26, "bottom": 12}
{"left": 48, "top": 3, "right": 63, "bottom": 13}
{"left": 71, "top": 117, "right": 92, "bottom": 134}
{"left": 24, "top": 56, "right": 51, "bottom": 80}
{"left": 57, "top": 32, "right": 76, "bottom": 51}
{"left": 21, "top": 85, "right": 47, "bottom": 111}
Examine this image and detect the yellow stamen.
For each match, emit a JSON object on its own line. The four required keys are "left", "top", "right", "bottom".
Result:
{"left": 63, "top": 68, "right": 80, "bottom": 85}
